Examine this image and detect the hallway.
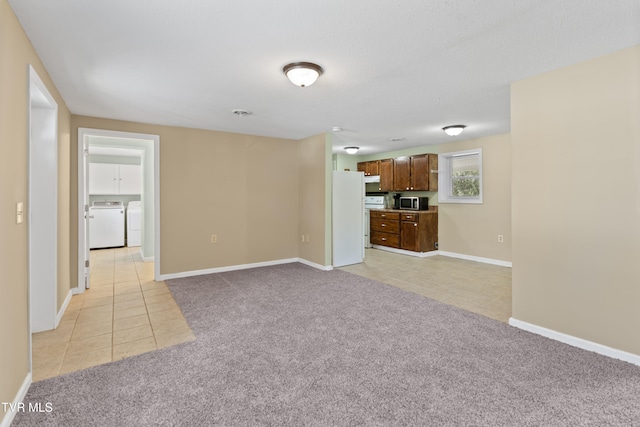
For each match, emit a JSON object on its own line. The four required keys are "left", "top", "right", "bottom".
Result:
{"left": 31, "top": 247, "right": 194, "bottom": 381}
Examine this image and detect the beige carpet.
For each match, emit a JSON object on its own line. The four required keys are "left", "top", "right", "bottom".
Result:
{"left": 14, "top": 263, "right": 640, "bottom": 426}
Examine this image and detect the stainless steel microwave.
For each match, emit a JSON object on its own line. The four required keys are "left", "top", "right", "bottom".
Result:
{"left": 399, "top": 196, "right": 429, "bottom": 210}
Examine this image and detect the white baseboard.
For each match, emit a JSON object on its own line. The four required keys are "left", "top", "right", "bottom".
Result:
{"left": 438, "top": 250, "right": 512, "bottom": 267}
{"left": 509, "top": 317, "right": 640, "bottom": 367}
{"left": 299, "top": 258, "right": 333, "bottom": 271}
{"left": 0, "top": 372, "right": 32, "bottom": 427}
{"left": 370, "top": 247, "right": 507, "bottom": 266}
{"left": 139, "top": 248, "right": 154, "bottom": 263}
{"left": 371, "top": 245, "right": 439, "bottom": 258}
{"left": 158, "top": 258, "right": 307, "bottom": 281}
{"left": 55, "top": 289, "right": 73, "bottom": 327}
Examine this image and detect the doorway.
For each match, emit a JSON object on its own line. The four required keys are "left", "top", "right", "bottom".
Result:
{"left": 77, "top": 128, "right": 160, "bottom": 293}
{"left": 28, "top": 66, "right": 58, "bottom": 335}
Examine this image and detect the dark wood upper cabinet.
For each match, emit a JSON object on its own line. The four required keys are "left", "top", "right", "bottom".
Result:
{"left": 410, "top": 154, "right": 429, "bottom": 191}
{"left": 379, "top": 159, "right": 394, "bottom": 191}
{"left": 357, "top": 160, "right": 380, "bottom": 176}
{"left": 428, "top": 153, "right": 438, "bottom": 192}
{"left": 367, "top": 160, "right": 379, "bottom": 176}
{"left": 359, "top": 153, "right": 437, "bottom": 192}
{"left": 393, "top": 157, "right": 411, "bottom": 191}
{"left": 399, "top": 153, "right": 438, "bottom": 191}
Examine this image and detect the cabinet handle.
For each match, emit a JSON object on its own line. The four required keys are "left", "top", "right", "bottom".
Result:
{"left": 381, "top": 224, "right": 386, "bottom": 227}
{"left": 414, "top": 223, "right": 417, "bottom": 227}
{"left": 406, "top": 187, "right": 409, "bottom": 190}
{"left": 410, "top": 187, "right": 413, "bottom": 190}
{"left": 381, "top": 238, "right": 387, "bottom": 241}
{"left": 378, "top": 187, "right": 381, "bottom": 190}
{"left": 381, "top": 214, "right": 386, "bottom": 217}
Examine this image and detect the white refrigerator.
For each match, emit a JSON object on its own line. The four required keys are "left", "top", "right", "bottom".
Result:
{"left": 332, "top": 170, "right": 365, "bottom": 267}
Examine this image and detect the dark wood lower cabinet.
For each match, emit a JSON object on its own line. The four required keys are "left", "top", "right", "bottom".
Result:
{"left": 370, "top": 211, "right": 400, "bottom": 249}
{"left": 370, "top": 210, "right": 438, "bottom": 253}
{"left": 400, "top": 220, "right": 419, "bottom": 251}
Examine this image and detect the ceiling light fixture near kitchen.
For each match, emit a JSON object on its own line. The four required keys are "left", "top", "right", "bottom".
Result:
{"left": 332, "top": 127, "right": 342, "bottom": 132}
{"left": 442, "top": 125, "right": 466, "bottom": 136}
{"left": 283, "top": 62, "right": 323, "bottom": 87}
{"left": 345, "top": 147, "right": 359, "bottom": 154}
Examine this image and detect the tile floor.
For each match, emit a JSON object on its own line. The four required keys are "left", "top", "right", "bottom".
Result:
{"left": 31, "top": 247, "right": 195, "bottom": 382}
{"left": 340, "top": 248, "right": 512, "bottom": 323}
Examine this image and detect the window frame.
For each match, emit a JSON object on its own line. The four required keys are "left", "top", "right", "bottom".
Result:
{"left": 438, "top": 148, "right": 483, "bottom": 204}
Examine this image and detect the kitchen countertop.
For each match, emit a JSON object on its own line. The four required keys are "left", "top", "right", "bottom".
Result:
{"left": 370, "top": 206, "right": 438, "bottom": 214}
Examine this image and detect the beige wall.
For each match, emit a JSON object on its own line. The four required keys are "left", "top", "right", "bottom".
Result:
{"left": 1, "top": 0, "right": 72, "bottom": 415}
{"left": 71, "top": 116, "right": 300, "bottom": 275}
{"left": 511, "top": 45, "right": 640, "bottom": 355}
{"left": 298, "top": 133, "right": 331, "bottom": 267}
{"left": 333, "top": 152, "right": 358, "bottom": 173}
{"left": 436, "top": 134, "right": 512, "bottom": 262}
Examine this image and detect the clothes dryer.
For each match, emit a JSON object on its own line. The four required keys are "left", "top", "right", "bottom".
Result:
{"left": 126, "top": 201, "right": 142, "bottom": 247}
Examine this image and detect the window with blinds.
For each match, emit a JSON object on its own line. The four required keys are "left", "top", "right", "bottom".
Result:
{"left": 438, "top": 149, "right": 483, "bottom": 204}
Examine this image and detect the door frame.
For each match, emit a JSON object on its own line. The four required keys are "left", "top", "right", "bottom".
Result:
{"left": 77, "top": 128, "right": 160, "bottom": 292}
{"left": 28, "top": 65, "right": 58, "bottom": 339}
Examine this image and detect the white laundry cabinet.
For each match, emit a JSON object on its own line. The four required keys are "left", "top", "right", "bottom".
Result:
{"left": 89, "top": 163, "right": 141, "bottom": 195}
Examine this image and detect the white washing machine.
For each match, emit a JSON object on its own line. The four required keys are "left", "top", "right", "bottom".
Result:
{"left": 127, "top": 201, "right": 142, "bottom": 247}
{"left": 89, "top": 201, "right": 125, "bottom": 249}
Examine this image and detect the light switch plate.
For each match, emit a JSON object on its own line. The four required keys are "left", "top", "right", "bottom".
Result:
{"left": 17, "top": 202, "right": 24, "bottom": 224}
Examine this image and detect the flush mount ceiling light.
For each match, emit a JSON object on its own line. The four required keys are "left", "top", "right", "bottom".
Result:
{"left": 345, "top": 146, "right": 359, "bottom": 154}
{"left": 283, "top": 62, "right": 323, "bottom": 87}
{"left": 332, "top": 127, "right": 342, "bottom": 132}
{"left": 443, "top": 125, "right": 466, "bottom": 136}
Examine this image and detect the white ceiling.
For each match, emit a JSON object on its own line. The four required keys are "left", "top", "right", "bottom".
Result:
{"left": 9, "top": 1, "right": 640, "bottom": 155}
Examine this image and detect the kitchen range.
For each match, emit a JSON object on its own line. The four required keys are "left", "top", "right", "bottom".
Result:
{"left": 364, "top": 195, "right": 385, "bottom": 248}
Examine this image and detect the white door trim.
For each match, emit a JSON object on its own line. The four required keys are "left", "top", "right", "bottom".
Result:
{"left": 77, "top": 128, "right": 160, "bottom": 292}
{"left": 28, "top": 65, "right": 58, "bottom": 334}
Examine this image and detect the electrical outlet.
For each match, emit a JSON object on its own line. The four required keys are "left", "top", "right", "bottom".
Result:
{"left": 497, "top": 234, "right": 504, "bottom": 243}
{"left": 211, "top": 234, "right": 217, "bottom": 244}
{"left": 301, "top": 235, "right": 305, "bottom": 242}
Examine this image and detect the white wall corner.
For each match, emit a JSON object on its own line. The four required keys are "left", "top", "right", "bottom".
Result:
{"left": 139, "top": 248, "right": 154, "bottom": 263}
{"left": 55, "top": 289, "right": 73, "bottom": 327}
